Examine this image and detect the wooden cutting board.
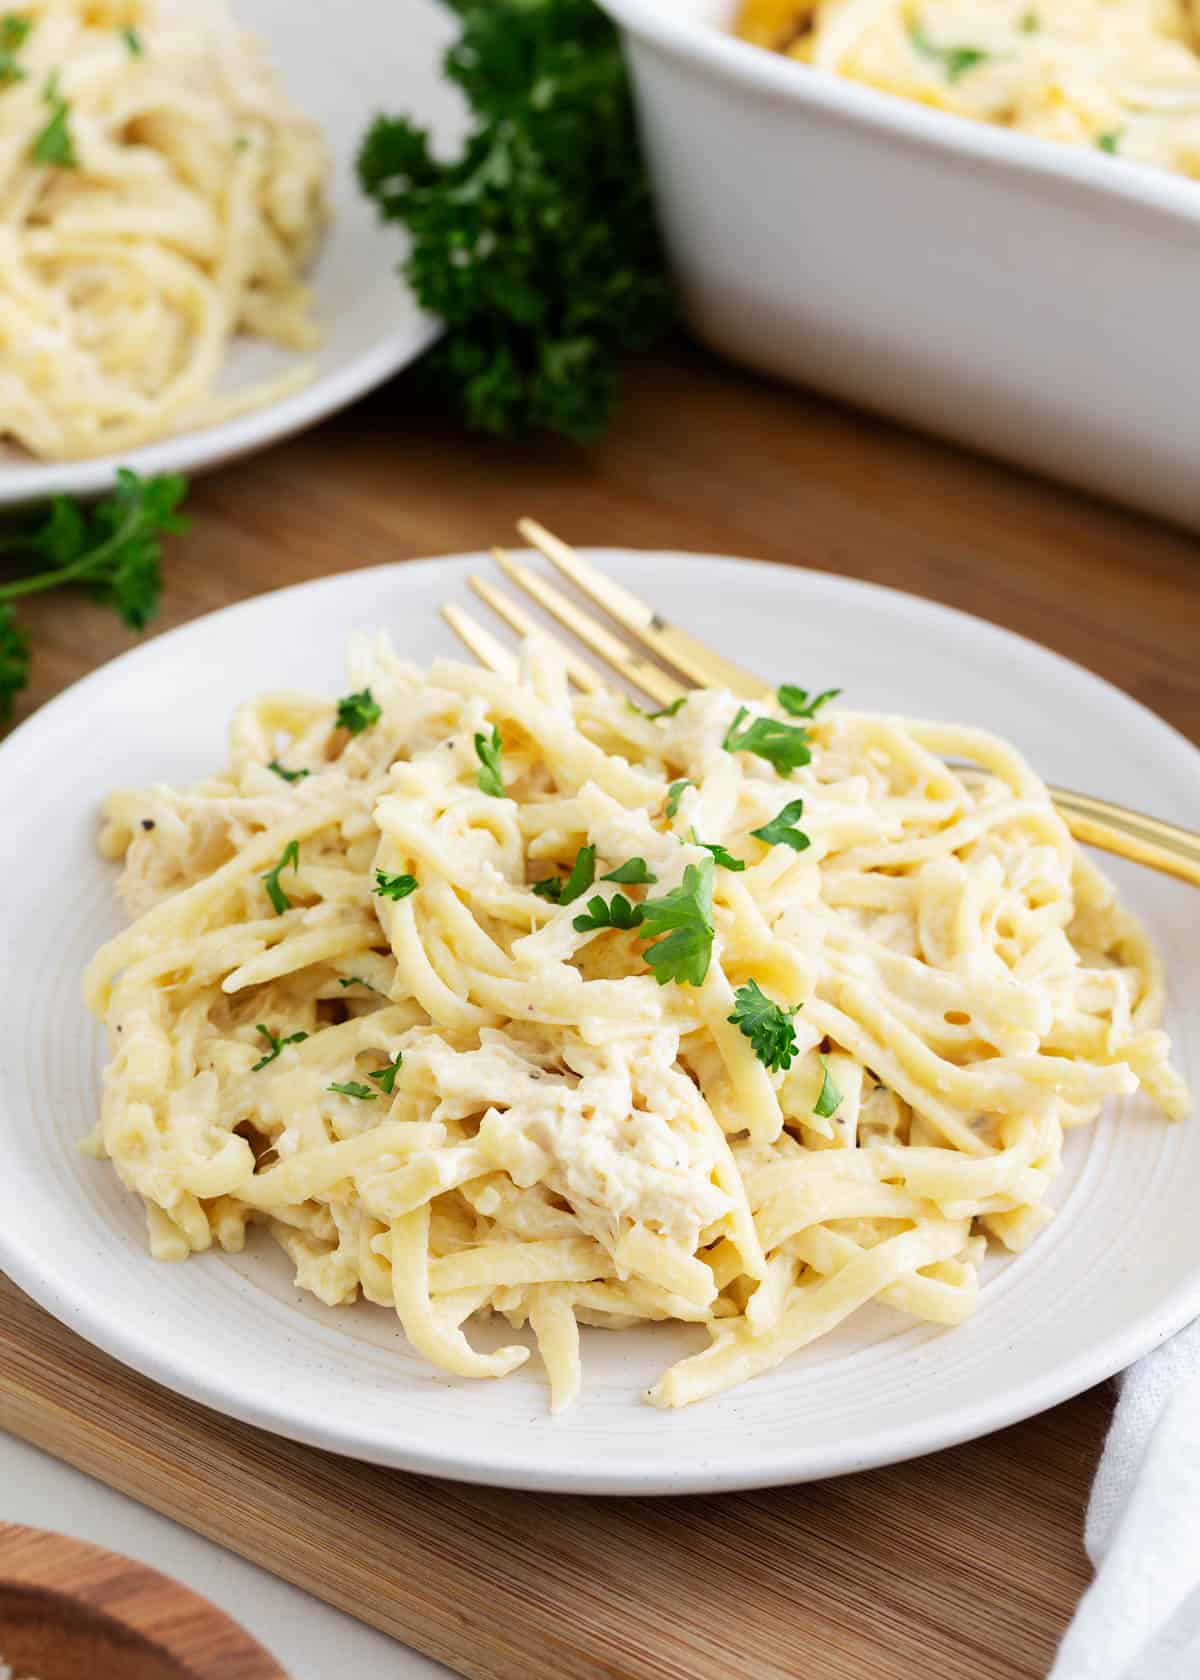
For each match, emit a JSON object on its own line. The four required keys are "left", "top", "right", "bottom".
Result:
{"left": 0, "top": 1271, "right": 1096, "bottom": 1680}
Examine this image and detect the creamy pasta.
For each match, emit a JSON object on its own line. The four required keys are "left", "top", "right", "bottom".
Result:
{"left": 0, "top": 0, "right": 327, "bottom": 460}
{"left": 737, "top": 0, "right": 1200, "bottom": 179}
{"left": 84, "top": 636, "right": 1189, "bottom": 1410}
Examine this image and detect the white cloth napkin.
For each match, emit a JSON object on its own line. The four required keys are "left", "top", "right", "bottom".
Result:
{"left": 1050, "top": 1320, "right": 1200, "bottom": 1680}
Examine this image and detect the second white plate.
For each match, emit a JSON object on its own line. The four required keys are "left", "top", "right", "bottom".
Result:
{"left": 0, "top": 549, "right": 1197, "bottom": 1493}
{"left": 0, "top": 0, "right": 463, "bottom": 505}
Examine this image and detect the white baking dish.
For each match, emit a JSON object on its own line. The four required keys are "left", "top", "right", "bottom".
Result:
{"left": 598, "top": 0, "right": 1200, "bottom": 530}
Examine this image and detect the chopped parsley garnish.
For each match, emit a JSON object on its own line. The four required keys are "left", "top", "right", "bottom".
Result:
{"left": 722, "top": 708, "right": 812, "bottom": 776}
{"left": 572, "top": 892, "right": 644, "bottom": 932}
{"left": 338, "top": 975, "right": 377, "bottom": 991}
{"left": 475, "top": 724, "right": 504, "bottom": 796}
{"left": 690, "top": 832, "right": 745, "bottom": 872}
{"left": 32, "top": 72, "right": 77, "bottom": 168}
{"left": 814, "top": 1053, "right": 843, "bottom": 1119}
{"left": 374, "top": 869, "right": 418, "bottom": 901}
{"left": 251, "top": 1025, "right": 309, "bottom": 1072}
{"left": 268, "top": 759, "right": 309, "bottom": 784}
{"left": 262, "top": 840, "right": 299, "bottom": 915}
{"left": 328, "top": 1080, "right": 376, "bottom": 1101}
{"left": 0, "top": 12, "right": 30, "bottom": 84}
{"left": 1018, "top": 8, "right": 1038, "bottom": 30}
{"left": 908, "top": 21, "right": 990, "bottom": 82}
{"left": 0, "top": 468, "right": 187, "bottom": 723}
{"left": 630, "top": 695, "right": 686, "bottom": 720}
{"left": 665, "top": 779, "right": 694, "bottom": 819}
{"left": 121, "top": 25, "right": 143, "bottom": 53}
{"left": 368, "top": 1050, "right": 404, "bottom": 1095}
{"left": 335, "top": 688, "right": 381, "bottom": 734}
{"left": 777, "top": 684, "right": 840, "bottom": 719}
{"left": 533, "top": 843, "right": 596, "bottom": 904}
{"left": 601, "top": 856, "right": 657, "bottom": 885}
{"left": 751, "top": 798, "right": 812, "bottom": 853}
{"left": 1097, "top": 130, "right": 1123, "bottom": 155}
{"left": 727, "top": 980, "right": 799, "bottom": 1073}
{"left": 638, "top": 858, "right": 714, "bottom": 987}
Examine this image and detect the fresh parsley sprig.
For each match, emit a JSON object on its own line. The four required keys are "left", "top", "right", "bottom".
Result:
{"left": 665, "top": 779, "right": 694, "bottom": 819}
{"left": 533, "top": 843, "right": 596, "bottom": 904}
{"left": 32, "top": 70, "right": 76, "bottom": 167}
{"left": 638, "top": 858, "right": 714, "bottom": 987}
{"left": 262, "top": 841, "right": 300, "bottom": 915}
{"left": 335, "top": 688, "right": 381, "bottom": 735}
{"left": 268, "top": 759, "right": 310, "bottom": 784}
{"left": 691, "top": 832, "right": 745, "bottom": 873}
{"left": 375, "top": 869, "right": 418, "bottom": 901}
{"left": 908, "top": 20, "right": 990, "bottom": 82}
{"left": 328, "top": 1080, "right": 376, "bottom": 1101}
{"left": 251, "top": 1024, "right": 309, "bottom": 1072}
{"left": 356, "top": 0, "right": 675, "bottom": 441}
{"left": 369, "top": 1050, "right": 404, "bottom": 1095}
{"left": 814, "top": 1053, "right": 843, "bottom": 1119}
{"left": 602, "top": 856, "right": 657, "bottom": 885}
{"left": 777, "top": 685, "right": 840, "bottom": 719}
{"left": 0, "top": 12, "right": 30, "bottom": 85}
{"left": 475, "top": 725, "right": 504, "bottom": 797}
{"left": 722, "top": 708, "right": 812, "bottom": 776}
{"left": 728, "top": 980, "right": 799, "bottom": 1073}
{"left": 751, "top": 799, "right": 811, "bottom": 853}
{"left": 572, "top": 891, "right": 643, "bottom": 932}
{"left": 629, "top": 695, "right": 686, "bottom": 721}
{"left": 0, "top": 469, "right": 188, "bottom": 723}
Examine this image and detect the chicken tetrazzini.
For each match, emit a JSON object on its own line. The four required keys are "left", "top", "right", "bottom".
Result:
{"left": 83, "top": 637, "right": 1188, "bottom": 1410}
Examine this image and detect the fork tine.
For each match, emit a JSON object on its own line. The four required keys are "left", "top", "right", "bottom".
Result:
{"left": 469, "top": 575, "right": 606, "bottom": 692}
{"left": 517, "top": 518, "right": 772, "bottom": 701}
{"left": 441, "top": 604, "right": 520, "bottom": 680}
{"left": 492, "top": 547, "right": 685, "bottom": 708}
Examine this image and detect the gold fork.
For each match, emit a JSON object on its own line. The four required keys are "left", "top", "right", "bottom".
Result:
{"left": 442, "top": 519, "right": 1200, "bottom": 890}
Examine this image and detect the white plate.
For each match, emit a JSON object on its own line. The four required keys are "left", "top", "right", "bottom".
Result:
{"left": 0, "top": 0, "right": 463, "bottom": 506}
{"left": 1, "top": 551, "right": 1197, "bottom": 1495}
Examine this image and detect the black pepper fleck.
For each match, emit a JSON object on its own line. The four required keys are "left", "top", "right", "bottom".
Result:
{"left": 141, "top": 819, "right": 155, "bottom": 831}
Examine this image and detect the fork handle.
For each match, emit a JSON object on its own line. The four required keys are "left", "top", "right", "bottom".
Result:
{"left": 1050, "top": 787, "right": 1200, "bottom": 888}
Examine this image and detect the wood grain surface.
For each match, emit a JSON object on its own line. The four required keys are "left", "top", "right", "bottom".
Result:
{"left": 0, "top": 1520, "right": 286, "bottom": 1678}
{"left": 3, "top": 336, "right": 1199, "bottom": 1680}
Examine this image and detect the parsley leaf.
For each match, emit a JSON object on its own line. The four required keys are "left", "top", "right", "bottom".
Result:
{"left": 262, "top": 840, "right": 299, "bottom": 915}
{"left": 0, "top": 12, "right": 30, "bottom": 84}
{"left": 909, "top": 21, "right": 989, "bottom": 81}
{"left": 638, "top": 858, "right": 714, "bottom": 987}
{"left": 368, "top": 1050, "right": 404, "bottom": 1095}
{"left": 0, "top": 605, "right": 31, "bottom": 725}
{"left": 121, "top": 24, "right": 143, "bottom": 53}
{"left": 532, "top": 845, "right": 596, "bottom": 903}
{"left": 728, "top": 980, "right": 799, "bottom": 1073}
{"left": 690, "top": 831, "right": 745, "bottom": 872}
{"left": 475, "top": 725, "right": 505, "bottom": 797}
{"left": 814, "top": 1053, "right": 843, "bottom": 1119}
{"left": 355, "top": 0, "right": 674, "bottom": 441}
{"left": 777, "top": 685, "right": 840, "bottom": 719}
{"left": 751, "top": 798, "right": 811, "bottom": 853}
{"left": 665, "top": 779, "right": 694, "bottom": 819}
{"left": 251, "top": 1024, "right": 309, "bottom": 1072}
{"left": 1097, "top": 129, "right": 1123, "bottom": 155}
{"left": 328, "top": 1080, "right": 376, "bottom": 1101}
{"left": 601, "top": 856, "right": 657, "bottom": 885}
{"left": 374, "top": 869, "right": 418, "bottom": 901}
{"left": 629, "top": 695, "right": 686, "bottom": 720}
{"left": 338, "top": 975, "right": 378, "bottom": 991}
{"left": 32, "top": 73, "right": 77, "bottom": 167}
{"left": 335, "top": 688, "right": 381, "bottom": 734}
{"left": 1018, "top": 8, "right": 1038, "bottom": 29}
{"left": 572, "top": 891, "right": 644, "bottom": 932}
{"left": 268, "top": 759, "right": 309, "bottom": 784}
{"left": 722, "top": 708, "right": 812, "bottom": 776}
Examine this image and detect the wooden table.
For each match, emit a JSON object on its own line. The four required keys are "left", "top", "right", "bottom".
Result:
{"left": 7, "top": 336, "right": 1200, "bottom": 1680}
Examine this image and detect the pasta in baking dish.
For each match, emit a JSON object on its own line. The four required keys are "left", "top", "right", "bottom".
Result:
{"left": 0, "top": 0, "right": 327, "bottom": 460}
{"left": 83, "top": 635, "right": 1188, "bottom": 1410}
{"left": 736, "top": 0, "right": 1200, "bottom": 179}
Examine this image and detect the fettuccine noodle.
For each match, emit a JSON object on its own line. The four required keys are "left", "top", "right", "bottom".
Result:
{"left": 84, "top": 635, "right": 1189, "bottom": 1410}
{"left": 0, "top": 0, "right": 327, "bottom": 460}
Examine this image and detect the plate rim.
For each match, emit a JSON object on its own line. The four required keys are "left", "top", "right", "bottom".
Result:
{"left": 1, "top": 546, "right": 1198, "bottom": 1495}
